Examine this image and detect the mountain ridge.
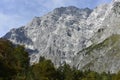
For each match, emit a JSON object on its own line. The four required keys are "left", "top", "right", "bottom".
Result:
{"left": 3, "top": 0, "right": 120, "bottom": 73}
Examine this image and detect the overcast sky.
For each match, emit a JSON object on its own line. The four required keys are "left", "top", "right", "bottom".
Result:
{"left": 0, "top": 0, "right": 112, "bottom": 37}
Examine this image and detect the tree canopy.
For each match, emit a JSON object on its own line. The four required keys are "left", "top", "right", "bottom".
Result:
{"left": 0, "top": 38, "right": 120, "bottom": 80}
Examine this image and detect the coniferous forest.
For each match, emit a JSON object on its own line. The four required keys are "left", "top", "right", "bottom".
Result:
{"left": 1, "top": 38, "right": 120, "bottom": 80}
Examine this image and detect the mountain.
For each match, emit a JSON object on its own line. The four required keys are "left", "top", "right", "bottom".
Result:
{"left": 3, "top": 6, "right": 93, "bottom": 65}
{"left": 3, "top": 0, "right": 120, "bottom": 73}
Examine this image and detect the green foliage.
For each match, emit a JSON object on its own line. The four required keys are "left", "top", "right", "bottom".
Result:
{"left": 79, "top": 34, "right": 120, "bottom": 55}
{"left": 31, "top": 58, "right": 56, "bottom": 80}
{"left": 0, "top": 39, "right": 29, "bottom": 80}
{"left": 1, "top": 38, "right": 120, "bottom": 80}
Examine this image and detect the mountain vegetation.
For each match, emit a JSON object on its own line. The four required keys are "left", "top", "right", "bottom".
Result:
{"left": 3, "top": 0, "right": 120, "bottom": 73}
{"left": 75, "top": 34, "right": 120, "bottom": 73}
{"left": 1, "top": 39, "right": 120, "bottom": 80}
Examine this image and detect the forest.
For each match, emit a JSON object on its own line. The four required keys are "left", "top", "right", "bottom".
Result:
{"left": 0, "top": 38, "right": 120, "bottom": 80}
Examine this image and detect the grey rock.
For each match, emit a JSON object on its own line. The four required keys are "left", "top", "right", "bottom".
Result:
{"left": 3, "top": 0, "right": 120, "bottom": 73}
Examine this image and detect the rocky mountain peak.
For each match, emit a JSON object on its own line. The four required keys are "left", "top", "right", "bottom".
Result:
{"left": 27, "top": 16, "right": 41, "bottom": 27}
{"left": 113, "top": 0, "right": 120, "bottom": 2}
{"left": 52, "top": 6, "right": 92, "bottom": 18}
{"left": 53, "top": 6, "right": 86, "bottom": 13}
{"left": 3, "top": 0, "right": 120, "bottom": 73}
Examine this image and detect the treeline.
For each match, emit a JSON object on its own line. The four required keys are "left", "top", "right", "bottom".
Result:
{"left": 1, "top": 39, "right": 120, "bottom": 80}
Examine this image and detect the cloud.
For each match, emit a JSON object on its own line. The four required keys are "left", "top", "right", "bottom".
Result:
{"left": 40, "top": 0, "right": 67, "bottom": 9}
{"left": 0, "top": 13, "right": 28, "bottom": 37}
{"left": 0, "top": 0, "right": 112, "bottom": 37}
{"left": 36, "top": 0, "right": 111, "bottom": 9}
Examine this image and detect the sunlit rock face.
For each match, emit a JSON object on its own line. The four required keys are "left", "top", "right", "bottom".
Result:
{"left": 74, "top": 0, "right": 120, "bottom": 73}
{"left": 3, "top": 6, "right": 92, "bottom": 65}
{"left": 3, "top": 0, "right": 120, "bottom": 73}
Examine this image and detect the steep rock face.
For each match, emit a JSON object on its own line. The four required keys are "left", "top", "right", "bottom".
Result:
{"left": 91, "top": 0, "right": 120, "bottom": 44}
{"left": 74, "top": 35, "right": 120, "bottom": 73}
{"left": 3, "top": 0, "right": 120, "bottom": 73}
{"left": 4, "top": 6, "right": 93, "bottom": 66}
{"left": 73, "top": 0, "right": 120, "bottom": 73}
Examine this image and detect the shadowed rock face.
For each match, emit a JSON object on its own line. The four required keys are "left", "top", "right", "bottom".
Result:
{"left": 3, "top": 0, "right": 120, "bottom": 73}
